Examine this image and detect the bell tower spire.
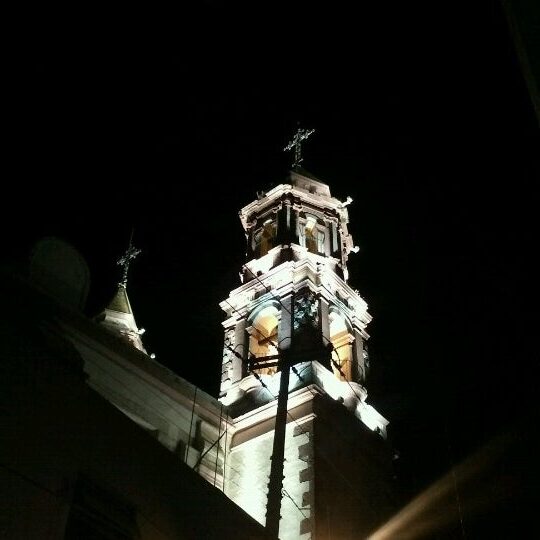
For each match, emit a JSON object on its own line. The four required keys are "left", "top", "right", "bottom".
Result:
{"left": 220, "top": 130, "right": 380, "bottom": 402}
{"left": 220, "top": 132, "right": 388, "bottom": 539}
{"left": 95, "top": 233, "right": 147, "bottom": 353}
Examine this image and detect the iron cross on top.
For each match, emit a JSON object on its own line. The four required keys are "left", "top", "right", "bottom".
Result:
{"left": 117, "top": 240, "right": 141, "bottom": 287}
{"left": 284, "top": 125, "right": 315, "bottom": 169}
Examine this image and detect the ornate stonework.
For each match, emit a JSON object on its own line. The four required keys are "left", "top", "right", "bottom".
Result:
{"left": 293, "top": 291, "right": 319, "bottom": 331}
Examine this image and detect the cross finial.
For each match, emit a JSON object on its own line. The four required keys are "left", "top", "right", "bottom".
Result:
{"left": 284, "top": 124, "right": 315, "bottom": 169}
{"left": 117, "top": 231, "right": 141, "bottom": 287}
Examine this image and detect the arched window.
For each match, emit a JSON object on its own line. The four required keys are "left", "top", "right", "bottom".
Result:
{"left": 248, "top": 306, "right": 279, "bottom": 376}
{"left": 329, "top": 312, "right": 353, "bottom": 381}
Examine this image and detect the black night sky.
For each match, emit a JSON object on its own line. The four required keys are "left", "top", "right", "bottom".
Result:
{"left": 5, "top": 2, "right": 539, "bottom": 537}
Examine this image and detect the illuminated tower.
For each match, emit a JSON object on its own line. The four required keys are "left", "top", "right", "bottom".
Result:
{"left": 219, "top": 129, "right": 393, "bottom": 539}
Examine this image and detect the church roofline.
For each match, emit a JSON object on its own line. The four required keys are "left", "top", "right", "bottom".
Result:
{"left": 1, "top": 269, "right": 226, "bottom": 426}
{"left": 58, "top": 312, "right": 227, "bottom": 426}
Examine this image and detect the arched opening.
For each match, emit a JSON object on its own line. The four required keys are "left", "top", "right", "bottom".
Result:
{"left": 299, "top": 213, "right": 325, "bottom": 255}
{"left": 249, "top": 306, "right": 279, "bottom": 376}
{"left": 329, "top": 312, "right": 353, "bottom": 381}
{"left": 304, "top": 216, "right": 318, "bottom": 253}
{"left": 254, "top": 219, "right": 276, "bottom": 257}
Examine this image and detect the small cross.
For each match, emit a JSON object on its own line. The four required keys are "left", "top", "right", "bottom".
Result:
{"left": 284, "top": 125, "right": 315, "bottom": 169}
{"left": 117, "top": 235, "right": 141, "bottom": 287}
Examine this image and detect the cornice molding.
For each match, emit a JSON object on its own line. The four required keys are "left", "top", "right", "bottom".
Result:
{"left": 239, "top": 183, "right": 351, "bottom": 231}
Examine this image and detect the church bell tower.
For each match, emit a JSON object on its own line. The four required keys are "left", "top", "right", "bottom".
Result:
{"left": 219, "top": 129, "right": 393, "bottom": 539}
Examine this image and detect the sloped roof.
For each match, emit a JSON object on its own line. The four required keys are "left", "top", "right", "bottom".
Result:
{"left": 107, "top": 285, "right": 133, "bottom": 314}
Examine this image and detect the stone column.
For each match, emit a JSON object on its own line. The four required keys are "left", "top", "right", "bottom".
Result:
{"left": 352, "top": 328, "right": 365, "bottom": 383}
{"left": 232, "top": 318, "right": 247, "bottom": 383}
{"left": 292, "top": 202, "right": 302, "bottom": 246}
{"left": 245, "top": 219, "right": 257, "bottom": 260}
{"left": 331, "top": 221, "right": 339, "bottom": 257}
{"left": 282, "top": 199, "right": 293, "bottom": 244}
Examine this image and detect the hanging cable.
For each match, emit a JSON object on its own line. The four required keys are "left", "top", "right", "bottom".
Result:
{"left": 185, "top": 386, "right": 198, "bottom": 464}
{"left": 223, "top": 409, "right": 228, "bottom": 494}
{"left": 213, "top": 402, "right": 224, "bottom": 487}
{"left": 193, "top": 428, "right": 226, "bottom": 473}
{"left": 224, "top": 298, "right": 280, "bottom": 351}
{"left": 83, "top": 354, "right": 286, "bottom": 507}
{"left": 282, "top": 488, "right": 308, "bottom": 519}
{"left": 241, "top": 265, "right": 293, "bottom": 318}
{"left": 321, "top": 334, "right": 366, "bottom": 405}
{"left": 85, "top": 358, "right": 285, "bottom": 508}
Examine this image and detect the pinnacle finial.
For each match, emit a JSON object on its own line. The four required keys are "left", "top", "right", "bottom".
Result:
{"left": 284, "top": 124, "right": 315, "bottom": 169}
{"left": 117, "top": 230, "right": 141, "bottom": 287}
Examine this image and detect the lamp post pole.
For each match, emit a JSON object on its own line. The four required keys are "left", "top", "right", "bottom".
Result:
{"left": 265, "top": 356, "right": 292, "bottom": 539}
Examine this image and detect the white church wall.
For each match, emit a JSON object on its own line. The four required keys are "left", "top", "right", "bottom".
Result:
{"left": 225, "top": 417, "right": 314, "bottom": 540}
{"left": 63, "top": 328, "right": 229, "bottom": 485}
